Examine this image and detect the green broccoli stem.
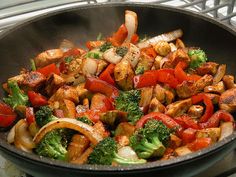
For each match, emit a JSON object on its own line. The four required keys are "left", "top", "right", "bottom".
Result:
{"left": 113, "top": 153, "right": 146, "bottom": 165}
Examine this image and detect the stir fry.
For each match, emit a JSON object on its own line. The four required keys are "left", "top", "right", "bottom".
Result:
{"left": 1, "top": 10, "right": 235, "bottom": 166}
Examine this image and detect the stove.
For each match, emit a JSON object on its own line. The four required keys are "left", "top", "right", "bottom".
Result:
{"left": 0, "top": 1, "right": 235, "bottom": 177}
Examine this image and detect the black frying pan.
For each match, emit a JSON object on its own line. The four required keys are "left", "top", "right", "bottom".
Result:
{"left": 0, "top": 3, "right": 236, "bottom": 177}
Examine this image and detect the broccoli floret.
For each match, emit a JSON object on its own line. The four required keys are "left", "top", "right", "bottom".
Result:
{"left": 88, "top": 137, "right": 146, "bottom": 165}
{"left": 35, "top": 129, "right": 68, "bottom": 161}
{"left": 35, "top": 106, "right": 57, "bottom": 127}
{"left": 129, "top": 119, "right": 171, "bottom": 159}
{"left": 188, "top": 49, "right": 207, "bottom": 69}
{"left": 76, "top": 116, "right": 94, "bottom": 126}
{"left": 99, "top": 42, "right": 112, "bottom": 52}
{"left": 135, "top": 66, "right": 145, "bottom": 75}
{"left": 116, "top": 46, "right": 128, "bottom": 57}
{"left": 115, "top": 90, "right": 143, "bottom": 124}
{"left": 3, "top": 81, "right": 29, "bottom": 109}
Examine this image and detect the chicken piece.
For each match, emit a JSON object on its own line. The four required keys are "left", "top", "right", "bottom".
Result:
{"left": 34, "top": 49, "right": 63, "bottom": 68}
{"left": 114, "top": 59, "right": 134, "bottom": 90}
{"left": 177, "top": 74, "right": 213, "bottom": 98}
{"left": 153, "top": 41, "right": 171, "bottom": 57}
{"left": 83, "top": 98, "right": 89, "bottom": 109}
{"left": 187, "top": 105, "right": 204, "bottom": 119}
{"left": 165, "top": 98, "right": 192, "bottom": 117}
{"left": 161, "top": 148, "right": 175, "bottom": 160}
{"left": 205, "top": 93, "right": 220, "bottom": 104}
{"left": 196, "top": 62, "right": 219, "bottom": 76}
{"left": 122, "top": 43, "right": 140, "bottom": 68}
{"left": 175, "top": 39, "right": 185, "bottom": 49}
{"left": 59, "top": 99, "right": 76, "bottom": 118}
{"left": 67, "top": 57, "right": 83, "bottom": 74}
{"left": 71, "top": 147, "right": 93, "bottom": 164}
{"left": 153, "top": 84, "right": 166, "bottom": 103}
{"left": 167, "top": 48, "right": 190, "bottom": 68}
{"left": 139, "top": 87, "right": 153, "bottom": 108}
{"left": 153, "top": 55, "right": 163, "bottom": 70}
{"left": 96, "top": 59, "right": 108, "bottom": 76}
{"left": 115, "top": 135, "right": 130, "bottom": 147}
{"left": 76, "top": 83, "right": 92, "bottom": 100}
{"left": 223, "top": 75, "right": 236, "bottom": 89}
{"left": 148, "top": 98, "right": 166, "bottom": 113}
{"left": 219, "top": 88, "right": 236, "bottom": 112}
{"left": 49, "top": 85, "right": 79, "bottom": 103}
{"left": 196, "top": 128, "right": 220, "bottom": 143}
{"left": 204, "top": 81, "right": 225, "bottom": 94}
{"left": 68, "top": 134, "right": 90, "bottom": 162}
{"left": 170, "top": 134, "right": 182, "bottom": 148}
{"left": 90, "top": 93, "right": 107, "bottom": 111}
{"left": 93, "top": 121, "right": 109, "bottom": 138}
{"left": 213, "top": 64, "right": 226, "bottom": 85}
{"left": 115, "top": 122, "right": 135, "bottom": 138}
{"left": 165, "top": 90, "right": 175, "bottom": 105}
{"left": 174, "top": 146, "right": 192, "bottom": 156}
{"left": 135, "top": 53, "right": 154, "bottom": 73}
{"left": 45, "top": 74, "right": 65, "bottom": 95}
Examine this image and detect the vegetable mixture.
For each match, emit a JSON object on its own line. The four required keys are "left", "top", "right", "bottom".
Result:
{"left": 1, "top": 10, "right": 235, "bottom": 165}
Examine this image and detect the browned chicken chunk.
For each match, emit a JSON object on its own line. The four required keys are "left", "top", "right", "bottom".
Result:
{"left": 165, "top": 98, "right": 192, "bottom": 117}
{"left": 223, "top": 75, "right": 235, "bottom": 89}
{"left": 148, "top": 98, "right": 166, "bottom": 113}
{"left": 204, "top": 81, "right": 225, "bottom": 94}
{"left": 219, "top": 88, "right": 236, "bottom": 112}
{"left": 187, "top": 105, "right": 204, "bottom": 119}
{"left": 196, "top": 62, "right": 218, "bottom": 76}
{"left": 45, "top": 74, "right": 65, "bottom": 95}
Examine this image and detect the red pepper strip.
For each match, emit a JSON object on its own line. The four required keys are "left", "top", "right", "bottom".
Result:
{"left": 59, "top": 61, "right": 67, "bottom": 73}
{"left": 199, "top": 110, "right": 234, "bottom": 129}
{"left": 28, "top": 91, "right": 48, "bottom": 107}
{"left": 130, "top": 34, "right": 139, "bottom": 44}
{"left": 174, "top": 61, "right": 201, "bottom": 83}
{"left": 187, "top": 137, "right": 212, "bottom": 152}
{"left": 99, "top": 64, "right": 116, "bottom": 86}
{"left": 0, "top": 102, "right": 17, "bottom": 128}
{"left": 107, "top": 24, "right": 128, "bottom": 46}
{"left": 141, "top": 47, "right": 157, "bottom": 59}
{"left": 174, "top": 115, "right": 200, "bottom": 129}
{"left": 85, "top": 77, "right": 119, "bottom": 98}
{"left": 86, "top": 41, "right": 104, "bottom": 50}
{"left": 26, "top": 107, "right": 35, "bottom": 125}
{"left": 135, "top": 112, "right": 182, "bottom": 133}
{"left": 134, "top": 69, "right": 179, "bottom": 89}
{"left": 36, "top": 63, "right": 60, "bottom": 77}
{"left": 63, "top": 48, "right": 84, "bottom": 58}
{"left": 191, "top": 93, "right": 214, "bottom": 123}
{"left": 181, "top": 128, "right": 197, "bottom": 144}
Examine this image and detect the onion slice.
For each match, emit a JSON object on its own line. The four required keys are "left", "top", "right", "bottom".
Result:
{"left": 137, "top": 29, "right": 183, "bottom": 49}
{"left": 103, "top": 48, "right": 122, "bottom": 64}
{"left": 124, "top": 10, "right": 138, "bottom": 43}
{"left": 82, "top": 58, "right": 98, "bottom": 77}
{"left": 33, "top": 118, "right": 103, "bottom": 145}
{"left": 219, "top": 122, "right": 234, "bottom": 141}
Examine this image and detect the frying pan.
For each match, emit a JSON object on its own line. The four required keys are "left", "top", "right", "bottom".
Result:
{"left": 0, "top": 2, "right": 236, "bottom": 177}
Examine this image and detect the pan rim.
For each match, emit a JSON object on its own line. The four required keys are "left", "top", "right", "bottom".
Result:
{"left": 0, "top": 2, "right": 236, "bottom": 172}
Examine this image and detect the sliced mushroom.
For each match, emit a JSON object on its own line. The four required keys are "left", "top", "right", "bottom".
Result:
{"left": 114, "top": 59, "right": 134, "bottom": 90}
{"left": 35, "top": 49, "right": 63, "bottom": 68}
{"left": 165, "top": 98, "right": 192, "bottom": 117}
{"left": 204, "top": 81, "right": 225, "bottom": 94}
{"left": 223, "top": 75, "right": 236, "bottom": 89}
{"left": 213, "top": 64, "right": 226, "bottom": 85}
{"left": 219, "top": 87, "right": 236, "bottom": 112}
{"left": 187, "top": 105, "right": 204, "bottom": 119}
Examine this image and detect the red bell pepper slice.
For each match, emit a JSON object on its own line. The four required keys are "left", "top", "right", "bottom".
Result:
{"left": 134, "top": 69, "right": 179, "bottom": 89}
{"left": 135, "top": 112, "right": 182, "bottom": 132}
{"left": 199, "top": 110, "right": 234, "bottom": 129}
{"left": 174, "top": 61, "right": 201, "bottom": 83}
{"left": 85, "top": 77, "right": 119, "bottom": 98}
{"left": 107, "top": 24, "right": 128, "bottom": 46}
{"left": 174, "top": 115, "right": 199, "bottom": 129}
{"left": 28, "top": 91, "right": 48, "bottom": 107}
{"left": 192, "top": 93, "right": 214, "bottom": 123}
{"left": 181, "top": 128, "right": 197, "bottom": 144}
{"left": 63, "top": 48, "right": 84, "bottom": 57}
{"left": 187, "top": 137, "right": 212, "bottom": 151}
{"left": 26, "top": 107, "right": 35, "bottom": 125}
{"left": 36, "top": 63, "right": 60, "bottom": 77}
{"left": 130, "top": 34, "right": 139, "bottom": 44}
{"left": 0, "top": 102, "right": 17, "bottom": 128}
{"left": 141, "top": 47, "right": 157, "bottom": 59}
{"left": 99, "top": 64, "right": 116, "bottom": 86}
